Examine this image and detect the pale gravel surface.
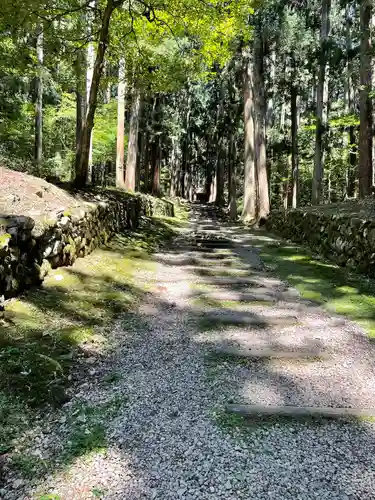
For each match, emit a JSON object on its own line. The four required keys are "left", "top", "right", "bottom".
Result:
{"left": 5, "top": 206, "right": 375, "bottom": 499}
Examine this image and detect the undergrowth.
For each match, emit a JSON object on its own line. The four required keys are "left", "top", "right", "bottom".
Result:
{"left": 0, "top": 212, "right": 185, "bottom": 462}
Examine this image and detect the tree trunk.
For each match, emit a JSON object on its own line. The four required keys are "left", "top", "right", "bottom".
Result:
{"left": 215, "top": 81, "right": 225, "bottom": 206}
{"left": 267, "top": 50, "right": 276, "bottom": 130}
{"left": 312, "top": 0, "right": 331, "bottom": 205}
{"left": 116, "top": 57, "right": 126, "bottom": 188}
{"left": 359, "top": 0, "right": 373, "bottom": 198}
{"left": 170, "top": 138, "right": 180, "bottom": 197}
{"left": 151, "top": 141, "right": 160, "bottom": 196}
{"left": 227, "top": 62, "right": 238, "bottom": 219}
{"left": 74, "top": 0, "right": 119, "bottom": 187}
{"left": 344, "top": 6, "right": 357, "bottom": 198}
{"left": 279, "top": 102, "right": 286, "bottom": 131}
{"left": 136, "top": 129, "right": 142, "bottom": 192}
{"left": 372, "top": 11, "right": 375, "bottom": 186}
{"left": 34, "top": 27, "right": 43, "bottom": 170}
{"left": 85, "top": 1, "right": 96, "bottom": 184}
{"left": 291, "top": 82, "right": 299, "bottom": 208}
{"left": 242, "top": 48, "right": 256, "bottom": 222}
{"left": 143, "top": 128, "right": 150, "bottom": 193}
{"left": 228, "top": 131, "right": 237, "bottom": 219}
{"left": 103, "top": 60, "right": 111, "bottom": 104}
{"left": 75, "top": 49, "right": 86, "bottom": 164}
{"left": 125, "top": 87, "right": 141, "bottom": 191}
{"left": 181, "top": 90, "right": 192, "bottom": 199}
{"left": 150, "top": 96, "right": 161, "bottom": 196}
{"left": 254, "top": 30, "right": 269, "bottom": 220}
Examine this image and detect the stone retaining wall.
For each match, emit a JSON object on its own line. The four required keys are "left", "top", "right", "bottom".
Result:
{"left": 266, "top": 209, "right": 375, "bottom": 274}
{"left": 0, "top": 191, "right": 174, "bottom": 298}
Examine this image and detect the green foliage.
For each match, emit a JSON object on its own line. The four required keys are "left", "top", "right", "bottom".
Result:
{"left": 92, "top": 101, "right": 119, "bottom": 166}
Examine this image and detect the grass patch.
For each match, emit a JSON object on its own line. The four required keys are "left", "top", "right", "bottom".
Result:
{"left": 0, "top": 235, "right": 147, "bottom": 406}
{"left": 92, "top": 488, "right": 107, "bottom": 498}
{"left": 213, "top": 409, "right": 246, "bottom": 430}
{"left": 0, "top": 216, "right": 180, "bottom": 406}
{"left": 194, "top": 267, "right": 250, "bottom": 278}
{"left": 0, "top": 393, "right": 31, "bottom": 453}
{"left": 11, "top": 454, "right": 48, "bottom": 479}
{"left": 193, "top": 295, "right": 273, "bottom": 311}
{"left": 254, "top": 230, "right": 375, "bottom": 338}
{"left": 193, "top": 296, "right": 241, "bottom": 310}
{"left": 8, "top": 394, "right": 127, "bottom": 482}
{"left": 63, "top": 396, "right": 126, "bottom": 460}
{"left": 0, "top": 212, "right": 183, "bottom": 468}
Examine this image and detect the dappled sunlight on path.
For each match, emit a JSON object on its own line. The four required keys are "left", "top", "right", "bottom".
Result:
{"left": 4, "top": 205, "right": 375, "bottom": 500}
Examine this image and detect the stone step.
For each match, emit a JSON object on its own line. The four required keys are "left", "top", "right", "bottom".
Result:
{"left": 195, "top": 258, "right": 245, "bottom": 269}
{"left": 151, "top": 273, "right": 274, "bottom": 284}
{"left": 195, "top": 275, "right": 283, "bottom": 286}
{"left": 227, "top": 404, "right": 375, "bottom": 419}
{"left": 198, "top": 292, "right": 278, "bottom": 303}
{"left": 194, "top": 238, "right": 234, "bottom": 249}
{"left": 177, "top": 245, "right": 219, "bottom": 254}
{"left": 196, "top": 289, "right": 298, "bottom": 303}
{"left": 186, "top": 266, "right": 252, "bottom": 277}
{"left": 154, "top": 255, "right": 242, "bottom": 268}
{"left": 213, "top": 346, "right": 326, "bottom": 360}
{"left": 196, "top": 253, "right": 235, "bottom": 261}
{"left": 202, "top": 311, "right": 298, "bottom": 327}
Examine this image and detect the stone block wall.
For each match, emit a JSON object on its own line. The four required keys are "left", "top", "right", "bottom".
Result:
{"left": 0, "top": 191, "right": 174, "bottom": 298}
{"left": 266, "top": 209, "right": 375, "bottom": 274}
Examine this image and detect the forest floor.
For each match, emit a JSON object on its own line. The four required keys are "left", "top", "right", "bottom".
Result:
{"left": 2, "top": 204, "right": 375, "bottom": 499}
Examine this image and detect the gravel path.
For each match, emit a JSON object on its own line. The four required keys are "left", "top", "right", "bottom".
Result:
{"left": 7, "top": 205, "right": 375, "bottom": 500}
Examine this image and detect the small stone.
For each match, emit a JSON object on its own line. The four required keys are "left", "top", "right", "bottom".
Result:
{"left": 12, "top": 479, "right": 24, "bottom": 489}
{"left": 43, "top": 245, "right": 53, "bottom": 258}
{"left": 59, "top": 216, "right": 70, "bottom": 227}
{"left": 51, "top": 239, "right": 63, "bottom": 256}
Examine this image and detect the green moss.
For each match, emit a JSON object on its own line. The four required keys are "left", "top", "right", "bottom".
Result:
{"left": 0, "top": 214, "right": 180, "bottom": 407}
{"left": 0, "top": 393, "right": 31, "bottom": 453}
{"left": 65, "top": 423, "right": 107, "bottom": 458}
{"left": 193, "top": 296, "right": 273, "bottom": 310}
{"left": 40, "top": 217, "right": 57, "bottom": 229}
{"left": 195, "top": 267, "right": 250, "bottom": 278}
{"left": 62, "top": 396, "right": 126, "bottom": 460}
{"left": 0, "top": 209, "right": 180, "bottom": 483}
{"left": 92, "top": 488, "right": 106, "bottom": 498}
{"left": 11, "top": 453, "right": 48, "bottom": 478}
{"left": 0, "top": 232, "right": 11, "bottom": 248}
{"left": 255, "top": 230, "right": 375, "bottom": 338}
{"left": 212, "top": 409, "right": 247, "bottom": 430}
{"left": 63, "top": 243, "right": 75, "bottom": 255}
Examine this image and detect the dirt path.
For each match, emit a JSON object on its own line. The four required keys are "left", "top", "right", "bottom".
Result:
{"left": 7, "top": 205, "right": 375, "bottom": 500}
